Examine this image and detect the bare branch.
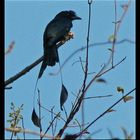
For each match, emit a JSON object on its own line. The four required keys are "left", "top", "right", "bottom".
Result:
{"left": 5, "top": 37, "right": 72, "bottom": 87}
{"left": 5, "top": 38, "right": 134, "bottom": 88}
{"left": 49, "top": 39, "right": 135, "bottom": 76}
{"left": 5, "top": 127, "right": 53, "bottom": 139}
{"left": 81, "top": 0, "right": 92, "bottom": 134}
{"left": 84, "top": 94, "right": 113, "bottom": 100}
{"left": 80, "top": 88, "right": 135, "bottom": 134}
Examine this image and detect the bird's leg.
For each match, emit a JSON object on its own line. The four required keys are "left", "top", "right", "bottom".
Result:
{"left": 60, "top": 32, "right": 74, "bottom": 44}
{"left": 66, "top": 31, "right": 74, "bottom": 40}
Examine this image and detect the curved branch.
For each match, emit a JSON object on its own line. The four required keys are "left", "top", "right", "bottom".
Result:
{"left": 5, "top": 56, "right": 43, "bottom": 87}
{"left": 49, "top": 39, "right": 135, "bottom": 76}
{"left": 5, "top": 38, "right": 71, "bottom": 87}
{"left": 5, "top": 39, "right": 134, "bottom": 87}
{"left": 80, "top": 88, "right": 135, "bottom": 134}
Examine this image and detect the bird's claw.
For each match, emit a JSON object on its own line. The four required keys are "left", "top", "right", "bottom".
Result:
{"left": 67, "top": 32, "right": 74, "bottom": 39}
{"left": 61, "top": 32, "right": 74, "bottom": 44}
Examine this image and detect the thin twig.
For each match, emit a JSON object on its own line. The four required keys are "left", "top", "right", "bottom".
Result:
{"left": 49, "top": 38, "right": 134, "bottom": 76}
{"left": 40, "top": 104, "right": 87, "bottom": 128}
{"left": 37, "top": 89, "right": 42, "bottom": 139}
{"left": 72, "top": 58, "right": 95, "bottom": 75}
{"left": 84, "top": 57, "right": 126, "bottom": 96}
{"left": 51, "top": 107, "right": 55, "bottom": 137}
{"left": 97, "top": 57, "right": 126, "bottom": 77}
{"left": 5, "top": 39, "right": 134, "bottom": 87}
{"left": 111, "top": 0, "right": 132, "bottom": 67}
{"left": 53, "top": 119, "right": 58, "bottom": 137}
{"left": 81, "top": 0, "right": 92, "bottom": 134}
{"left": 42, "top": 113, "right": 60, "bottom": 139}
{"left": 56, "top": 55, "right": 126, "bottom": 138}
{"left": 80, "top": 88, "right": 135, "bottom": 135}
{"left": 111, "top": 0, "right": 117, "bottom": 67}
{"left": 55, "top": 1, "right": 93, "bottom": 138}
{"left": 21, "top": 118, "right": 25, "bottom": 140}
{"left": 79, "top": 57, "right": 86, "bottom": 73}
{"left": 10, "top": 131, "right": 14, "bottom": 140}
{"left": 84, "top": 94, "right": 113, "bottom": 100}
{"left": 116, "top": 0, "right": 132, "bottom": 33}
{"left": 63, "top": 105, "right": 68, "bottom": 120}
{"left": 39, "top": 104, "right": 66, "bottom": 122}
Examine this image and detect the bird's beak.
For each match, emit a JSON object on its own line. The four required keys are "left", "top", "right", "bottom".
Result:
{"left": 73, "top": 15, "right": 82, "bottom": 20}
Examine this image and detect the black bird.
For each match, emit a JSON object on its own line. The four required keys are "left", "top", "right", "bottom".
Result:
{"left": 38, "top": 10, "right": 81, "bottom": 79}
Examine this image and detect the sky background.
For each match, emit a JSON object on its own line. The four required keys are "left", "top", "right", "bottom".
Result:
{"left": 5, "top": 0, "right": 135, "bottom": 139}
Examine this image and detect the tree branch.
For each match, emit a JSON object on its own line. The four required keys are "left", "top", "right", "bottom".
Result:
{"left": 80, "top": 88, "right": 135, "bottom": 135}
{"left": 5, "top": 36, "right": 72, "bottom": 87}
{"left": 5, "top": 127, "right": 53, "bottom": 139}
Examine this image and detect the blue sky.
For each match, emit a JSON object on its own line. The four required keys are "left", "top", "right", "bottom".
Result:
{"left": 5, "top": 0, "right": 135, "bottom": 139}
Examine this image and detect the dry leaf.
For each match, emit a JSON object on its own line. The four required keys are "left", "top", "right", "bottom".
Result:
{"left": 107, "top": 109, "right": 116, "bottom": 113}
{"left": 117, "top": 86, "right": 124, "bottom": 94}
{"left": 96, "top": 78, "right": 107, "bottom": 84}
{"left": 5, "top": 41, "right": 15, "bottom": 55}
{"left": 108, "top": 35, "right": 116, "bottom": 42}
{"left": 123, "top": 96, "right": 133, "bottom": 103}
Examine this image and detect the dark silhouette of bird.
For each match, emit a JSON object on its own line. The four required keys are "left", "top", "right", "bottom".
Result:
{"left": 38, "top": 10, "right": 81, "bottom": 79}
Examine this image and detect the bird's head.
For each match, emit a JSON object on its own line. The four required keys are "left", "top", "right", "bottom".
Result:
{"left": 55, "top": 10, "right": 82, "bottom": 21}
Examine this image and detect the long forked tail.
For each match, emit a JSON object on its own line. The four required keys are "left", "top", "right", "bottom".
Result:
{"left": 38, "top": 58, "right": 47, "bottom": 79}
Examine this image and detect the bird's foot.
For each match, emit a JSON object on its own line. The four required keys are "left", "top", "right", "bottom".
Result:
{"left": 61, "top": 32, "right": 74, "bottom": 44}
{"left": 67, "top": 32, "right": 74, "bottom": 39}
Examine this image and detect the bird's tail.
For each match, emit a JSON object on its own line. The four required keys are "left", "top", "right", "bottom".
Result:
{"left": 38, "top": 57, "right": 48, "bottom": 79}
{"left": 46, "top": 47, "right": 59, "bottom": 66}
{"left": 38, "top": 47, "right": 59, "bottom": 79}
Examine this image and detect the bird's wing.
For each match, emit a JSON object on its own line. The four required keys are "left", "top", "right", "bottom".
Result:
{"left": 43, "top": 18, "right": 72, "bottom": 47}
